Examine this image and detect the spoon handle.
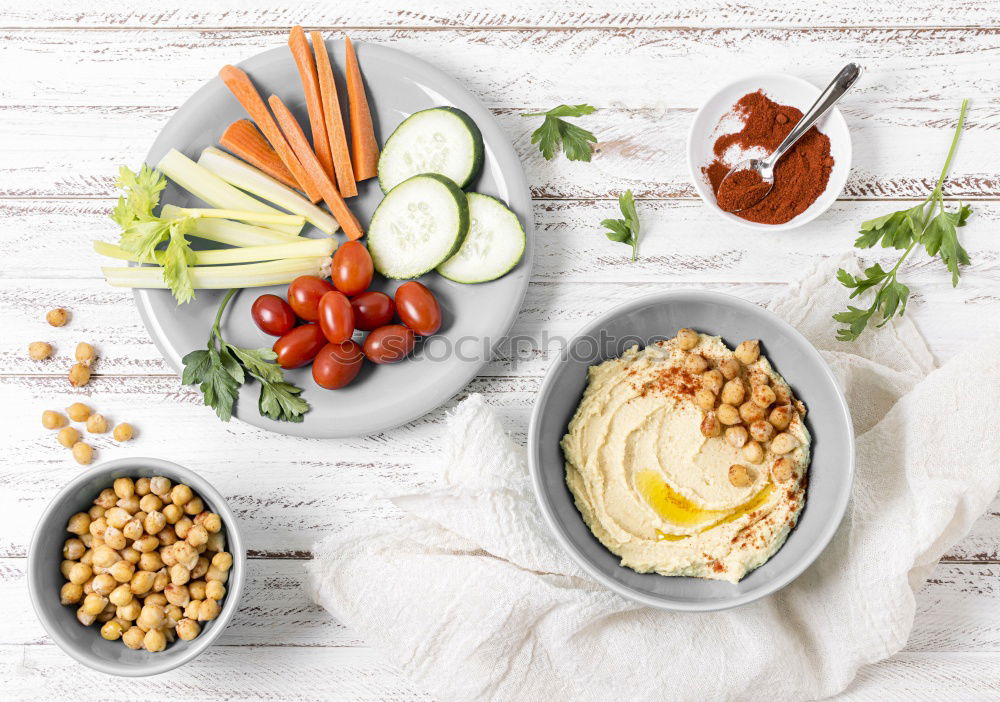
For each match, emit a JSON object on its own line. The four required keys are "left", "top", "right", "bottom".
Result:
{"left": 766, "top": 63, "right": 863, "bottom": 168}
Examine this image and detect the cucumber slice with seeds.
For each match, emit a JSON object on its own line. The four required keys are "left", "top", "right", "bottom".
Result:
{"left": 367, "top": 174, "right": 470, "bottom": 279}
{"left": 377, "top": 107, "right": 484, "bottom": 193}
{"left": 437, "top": 193, "right": 526, "bottom": 283}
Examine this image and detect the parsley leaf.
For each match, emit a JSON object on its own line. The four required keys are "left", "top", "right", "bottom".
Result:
{"left": 835, "top": 100, "right": 973, "bottom": 341}
{"left": 109, "top": 165, "right": 196, "bottom": 304}
{"left": 523, "top": 104, "right": 597, "bottom": 162}
{"left": 182, "top": 290, "right": 310, "bottom": 423}
{"left": 600, "top": 190, "right": 641, "bottom": 261}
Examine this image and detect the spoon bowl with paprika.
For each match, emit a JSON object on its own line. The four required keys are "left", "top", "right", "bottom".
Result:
{"left": 687, "top": 70, "right": 855, "bottom": 231}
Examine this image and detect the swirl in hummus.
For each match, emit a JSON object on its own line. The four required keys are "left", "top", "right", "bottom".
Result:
{"left": 561, "top": 330, "right": 810, "bottom": 583}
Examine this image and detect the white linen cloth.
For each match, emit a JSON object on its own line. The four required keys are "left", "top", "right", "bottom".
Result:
{"left": 307, "top": 254, "right": 1000, "bottom": 701}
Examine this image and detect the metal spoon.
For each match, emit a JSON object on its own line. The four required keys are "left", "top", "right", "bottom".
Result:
{"left": 717, "top": 62, "right": 863, "bottom": 212}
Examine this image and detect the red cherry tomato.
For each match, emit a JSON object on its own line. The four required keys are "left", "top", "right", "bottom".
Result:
{"left": 272, "top": 323, "right": 326, "bottom": 369}
{"left": 350, "top": 291, "right": 395, "bottom": 331}
{"left": 331, "top": 241, "right": 374, "bottom": 296}
{"left": 287, "top": 275, "right": 335, "bottom": 322}
{"left": 394, "top": 281, "right": 442, "bottom": 335}
{"left": 312, "top": 340, "right": 364, "bottom": 389}
{"left": 318, "top": 291, "right": 355, "bottom": 343}
{"left": 251, "top": 294, "right": 296, "bottom": 336}
{"left": 363, "top": 324, "right": 416, "bottom": 364}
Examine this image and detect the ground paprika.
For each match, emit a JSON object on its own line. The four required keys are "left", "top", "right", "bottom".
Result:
{"left": 703, "top": 90, "right": 834, "bottom": 225}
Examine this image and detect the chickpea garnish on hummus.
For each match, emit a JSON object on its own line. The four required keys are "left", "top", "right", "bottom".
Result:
{"left": 561, "top": 329, "right": 810, "bottom": 583}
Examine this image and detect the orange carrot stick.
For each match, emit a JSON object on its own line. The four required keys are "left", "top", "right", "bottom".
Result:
{"left": 269, "top": 95, "right": 364, "bottom": 240}
{"left": 218, "top": 64, "right": 323, "bottom": 203}
{"left": 312, "top": 31, "right": 357, "bottom": 198}
{"left": 220, "top": 119, "right": 304, "bottom": 193}
{"left": 288, "top": 25, "right": 335, "bottom": 182}
{"left": 343, "top": 37, "right": 379, "bottom": 182}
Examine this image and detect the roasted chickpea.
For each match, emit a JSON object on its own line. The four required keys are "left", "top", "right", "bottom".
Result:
{"left": 675, "top": 328, "right": 699, "bottom": 351}
{"left": 121, "top": 626, "right": 144, "bottom": 649}
{"left": 191, "top": 557, "right": 210, "bottom": 580}
{"left": 63, "top": 537, "right": 85, "bottom": 560}
{"left": 211, "top": 552, "right": 233, "bottom": 572}
{"left": 68, "top": 562, "right": 92, "bottom": 585}
{"left": 104, "top": 507, "right": 130, "bottom": 530}
{"left": 93, "top": 545, "right": 120, "bottom": 569}
{"left": 55, "top": 426, "right": 80, "bottom": 448}
{"left": 197, "top": 598, "right": 221, "bottom": 622}
{"left": 163, "top": 583, "right": 190, "bottom": 608}
{"left": 109, "top": 583, "right": 133, "bottom": 607}
{"left": 175, "top": 517, "right": 193, "bottom": 540}
{"left": 100, "top": 619, "right": 124, "bottom": 641}
{"left": 164, "top": 604, "right": 183, "bottom": 628}
{"left": 69, "top": 362, "right": 91, "bottom": 387}
{"left": 716, "top": 403, "right": 741, "bottom": 425}
{"left": 60, "top": 560, "right": 76, "bottom": 579}
{"left": 748, "top": 369, "right": 770, "bottom": 387}
{"left": 770, "top": 432, "right": 800, "bottom": 455}
{"left": 42, "top": 410, "right": 67, "bottom": 429}
{"left": 139, "top": 494, "right": 163, "bottom": 514}
{"left": 136, "top": 603, "right": 165, "bottom": 632}
{"left": 130, "top": 570, "right": 156, "bottom": 596}
{"left": 146, "top": 592, "right": 168, "bottom": 608}
{"left": 76, "top": 607, "right": 96, "bottom": 627}
{"left": 769, "top": 404, "right": 793, "bottom": 431}
{"left": 94, "top": 488, "right": 117, "bottom": 510}
{"left": 70, "top": 441, "right": 93, "bottom": 465}
{"left": 725, "top": 425, "right": 749, "bottom": 448}
{"left": 684, "top": 353, "right": 709, "bottom": 374}
{"left": 75, "top": 342, "right": 96, "bottom": 366}
{"left": 29, "top": 341, "right": 54, "bottom": 360}
{"left": 742, "top": 440, "right": 765, "bottom": 465}
{"left": 738, "top": 401, "right": 766, "bottom": 424}
{"left": 172, "top": 542, "right": 197, "bottom": 569}
{"left": 176, "top": 618, "right": 201, "bottom": 641}
{"left": 205, "top": 532, "right": 225, "bottom": 553}
{"left": 60, "top": 582, "right": 84, "bottom": 605}
{"left": 734, "top": 339, "right": 760, "bottom": 364}
{"left": 143, "top": 628, "right": 167, "bottom": 653}
{"left": 135, "top": 477, "right": 151, "bottom": 496}
{"left": 728, "top": 464, "right": 752, "bottom": 488}
{"left": 133, "top": 535, "right": 159, "bottom": 553}
{"left": 111, "top": 422, "right": 134, "bottom": 442}
{"left": 152, "top": 569, "right": 169, "bottom": 593}
{"left": 66, "top": 402, "right": 92, "bottom": 422}
{"left": 139, "top": 552, "right": 164, "bottom": 573}
{"left": 184, "top": 497, "right": 204, "bottom": 516}
{"left": 718, "top": 357, "right": 740, "bottom": 380}
{"left": 205, "top": 580, "right": 226, "bottom": 601}
{"left": 188, "top": 581, "right": 207, "bottom": 602}
{"left": 186, "top": 524, "right": 208, "bottom": 548}
{"left": 46, "top": 308, "right": 69, "bottom": 327}
{"left": 117, "top": 600, "right": 141, "bottom": 622}
{"left": 149, "top": 476, "right": 172, "bottom": 498}
{"left": 81, "top": 593, "right": 108, "bottom": 616}
{"left": 88, "top": 505, "right": 105, "bottom": 521}
{"left": 720, "top": 379, "right": 745, "bottom": 406}
{"left": 772, "top": 457, "right": 794, "bottom": 482}
{"left": 162, "top": 503, "right": 184, "bottom": 525}
{"left": 121, "top": 519, "right": 142, "bottom": 542}
{"left": 158, "top": 527, "right": 178, "bottom": 547}
{"left": 773, "top": 384, "right": 791, "bottom": 405}
{"left": 205, "top": 565, "right": 229, "bottom": 584}
{"left": 700, "top": 412, "right": 722, "bottom": 438}
{"left": 169, "top": 563, "right": 191, "bottom": 586}
{"left": 88, "top": 516, "right": 108, "bottom": 537}
{"left": 701, "top": 369, "right": 724, "bottom": 395}
{"left": 749, "top": 420, "right": 775, "bottom": 443}
{"left": 92, "top": 573, "right": 117, "bottom": 597}
{"left": 65, "top": 513, "right": 91, "bottom": 537}
{"left": 117, "top": 495, "right": 141, "bottom": 515}
{"left": 104, "top": 526, "right": 126, "bottom": 550}
{"left": 120, "top": 546, "right": 141, "bottom": 564}
{"left": 752, "top": 384, "right": 776, "bottom": 408}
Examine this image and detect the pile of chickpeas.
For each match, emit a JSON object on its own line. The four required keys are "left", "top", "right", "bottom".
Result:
{"left": 59, "top": 476, "right": 232, "bottom": 653}
{"left": 673, "top": 328, "right": 806, "bottom": 488}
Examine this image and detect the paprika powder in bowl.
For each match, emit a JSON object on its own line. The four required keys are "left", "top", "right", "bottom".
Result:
{"left": 687, "top": 73, "right": 852, "bottom": 231}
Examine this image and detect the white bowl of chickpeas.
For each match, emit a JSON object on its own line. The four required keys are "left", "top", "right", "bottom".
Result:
{"left": 27, "top": 457, "right": 244, "bottom": 676}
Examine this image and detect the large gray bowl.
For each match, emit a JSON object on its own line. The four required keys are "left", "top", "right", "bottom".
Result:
{"left": 27, "top": 457, "right": 246, "bottom": 676}
{"left": 527, "top": 291, "right": 854, "bottom": 611}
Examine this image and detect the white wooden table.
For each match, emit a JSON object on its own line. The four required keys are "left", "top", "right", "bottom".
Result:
{"left": 2, "top": 2, "right": 999, "bottom": 698}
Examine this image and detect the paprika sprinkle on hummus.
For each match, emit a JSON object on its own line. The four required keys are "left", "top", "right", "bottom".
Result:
{"left": 703, "top": 90, "right": 834, "bottom": 225}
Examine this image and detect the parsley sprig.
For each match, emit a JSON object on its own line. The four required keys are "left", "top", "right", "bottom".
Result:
{"left": 834, "top": 99, "right": 972, "bottom": 341}
{"left": 523, "top": 104, "right": 597, "bottom": 161}
{"left": 601, "top": 190, "right": 641, "bottom": 261}
{"left": 182, "top": 289, "right": 310, "bottom": 423}
{"left": 110, "top": 165, "right": 197, "bottom": 304}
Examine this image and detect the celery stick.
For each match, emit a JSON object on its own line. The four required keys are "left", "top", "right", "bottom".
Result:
{"left": 198, "top": 147, "right": 340, "bottom": 235}
{"left": 159, "top": 204, "right": 300, "bottom": 246}
{"left": 102, "top": 257, "right": 329, "bottom": 289}
{"left": 95, "top": 238, "right": 335, "bottom": 265}
{"left": 173, "top": 207, "right": 306, "bottom": 228}
{"left": 156, "top": 148, "right": 302, "bottom": 235}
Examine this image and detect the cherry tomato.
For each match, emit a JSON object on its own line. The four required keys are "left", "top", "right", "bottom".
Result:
{"left": 394, "top": 281, "right": 442, "bottom": 335}
{"left": 287, "top": 275, "right": 335, "bottom": 322}
{"left": 331, "top": 241, "right": 374, "bottom": 296}
{"left": 350, "top": 291, "right": 395, "bottom": 331}
{"left": 272, "top": 323, "right": 326, "bottom": 369}
{"left": 312, "top": 340, "right": 364, "bottom": 389}
{"left": 251, "top": 294, "right": 297, "bottom": 336}
{"left": 318, "top": 291, "right": 355, "bottom": 343}
{"left": 363, "top": 324, "right": 416, "bottom": 364}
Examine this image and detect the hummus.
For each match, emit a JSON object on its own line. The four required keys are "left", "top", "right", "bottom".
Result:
{"left": 561, "top": 333, "right": 810, "bottom": 583}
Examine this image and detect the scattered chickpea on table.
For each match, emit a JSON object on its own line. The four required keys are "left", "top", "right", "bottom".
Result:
{"left": 59, "top": 476, "right": 232, "bottom": 652}
{"left": 40, "top": 401, "right": 135, "bottom": 465}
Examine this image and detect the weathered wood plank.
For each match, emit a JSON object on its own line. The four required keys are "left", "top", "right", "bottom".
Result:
{"left": 3, "top": 557, "right": 999, "bottom": 652}
{"left": 0, "top": 1, "right": 993, "bottom": 29}
{"left": 2, "top": 103, "right": 998, "bottom": 199}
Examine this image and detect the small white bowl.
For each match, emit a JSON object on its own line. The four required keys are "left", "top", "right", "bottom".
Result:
{"left": 686, "top": 73, "right": 852, "bottom": 231}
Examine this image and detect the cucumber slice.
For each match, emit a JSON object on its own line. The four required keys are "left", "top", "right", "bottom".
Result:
{"left": 437, "top": 193, "right": 526, "bottom": 283}
{"left": 368, "top": 174, "right": 470, "bottom": 279}
{"left": 377, "top": 107, "right": 484, "bottom": 192}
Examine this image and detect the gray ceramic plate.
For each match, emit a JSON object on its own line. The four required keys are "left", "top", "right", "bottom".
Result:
{"left": 527, "top": 291, "right": 854, "bottom": 611}
{"left": 138, "top": 41, "right": 533, "bottom": 438}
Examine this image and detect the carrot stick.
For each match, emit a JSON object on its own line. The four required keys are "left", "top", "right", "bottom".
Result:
{"left": 220, "top": 120, "right": 305, "bottom": 193}
{"left": 288, "top": 25, "right": 335, "bottom": 182}
{"left": 269, "top": 95, "right": 364, "bottom": 240}
{"left": 343, "top": 37, "right": 379, "bottom": 182}
{"left": 218, "top": 64, "right": 323, "bottom": 203}
{"left": 312, "top": 31, "right": 357, "bottom": 198}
